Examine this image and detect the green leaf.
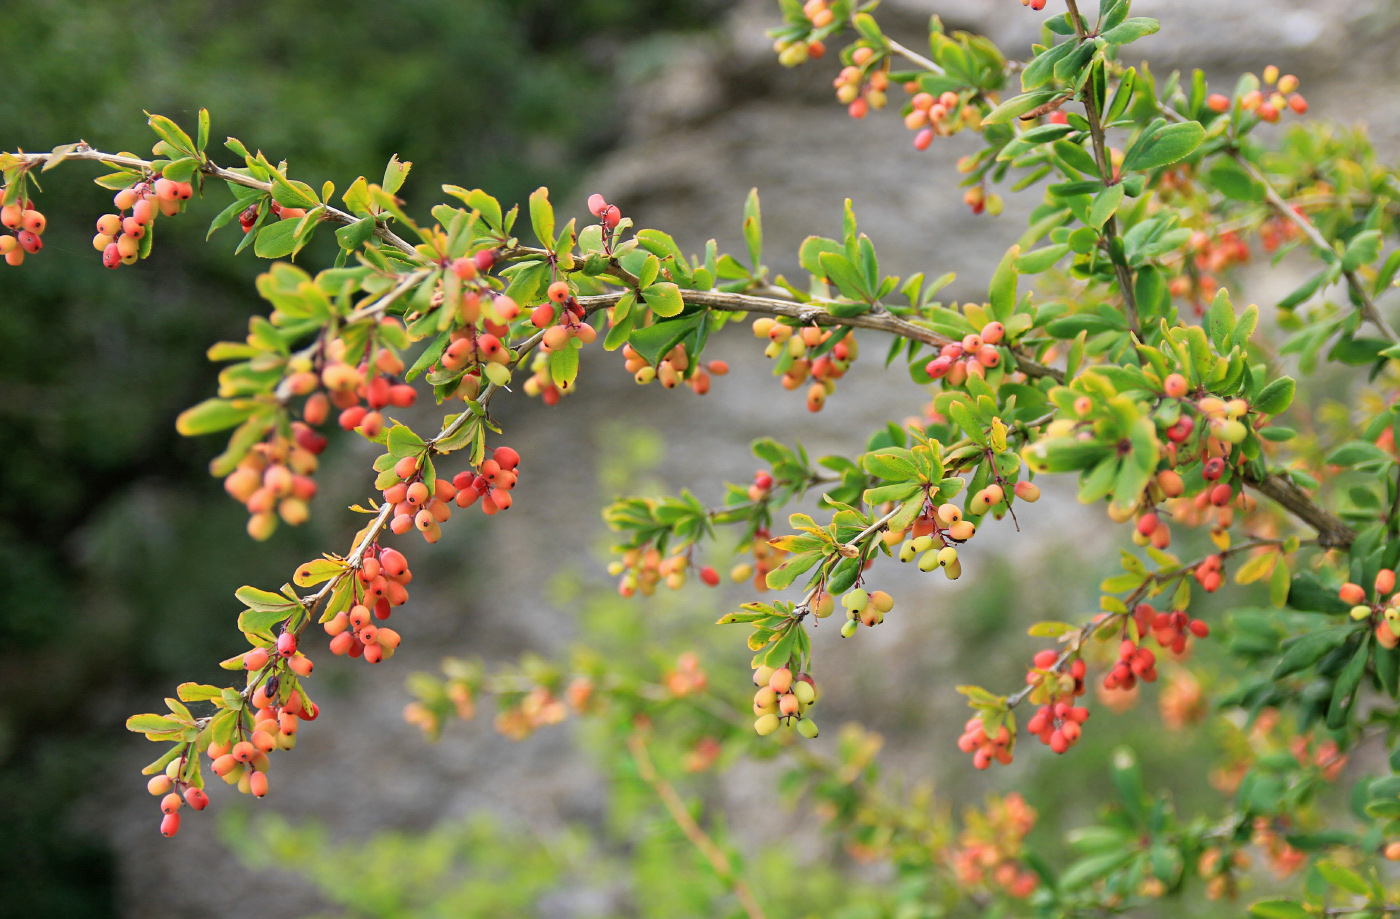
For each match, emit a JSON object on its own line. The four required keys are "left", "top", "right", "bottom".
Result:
{"left": 270, "top": 174, "right": 319, "bottom": 209}
{"left": 146, "top": 112, "right": 197, "bottom": 157}
{"left": 1208, "top": 158, "right": 1264, "bottom": 201}
{"left": 983, "top": 91, "right": 1061, "bottom": 125}
{"left": 381, "top": 155, "right": 411, "bottom": 195}
{"left": 529, "top": 187, "right": 555, "bottom": 248}
{"left": 1316, "top": 861, "right": 1370, "bottom": 896}
{"left": 1121, "top": 120, "right": 1205, "bottom": 173}
{"left": 742, "top": 187, "right": 762, "bottom": 268}
{"left": 127, "top": 713, "right": 183, "bottom": 734}
{"left": 628, "top": 313, "right": 704, "bottom": 366}
{"left": 549, "top": 345, "right": 580, "bottom": 390}
{"left": 1206, "top": 288, "right": 1235, "bottom": 351}
{"left": 235, "top": 585, "right": 297, "bottom": 613}
{"left": 1016, "top": 244, "right": 1070, "bottom": 274}
{"left": 643, "top": 282, "right": 684, "bottom": 318}
{"left": 386, "top": 424, "right": 426, "bottom": 457}
{"left": 1272, "top": 628, "right": 1350, "bottom": 678}
{"left": 1254, "top": 377, "right": 1295, "bottom": 415}
{"left": 1342, "top": 230, "right": 1382, "bottom": 272}
{"left": 255, "top": 219, "right": 297, "bottom": 259}
{"left": 175, "top": 398, "right": 258, "bottom": 436}
{"left": 765, "top": 551, "right": 822, "bottom": 591}
{"left": 1327, "top": 636, "right": 1369, "bottom": 728}
{"left": 1088, "top": 184, "right": 1124, "bottom": 230}
{"left": 335, "top": 216, "right": 376, "bottom": 251}
{"left": 1099, "top": 17, "right": 1159, "bottom": 45}
{"left": 1059, "top": 850, "right": 1136, "bottom": 890}
{"left": 197, "top": 109, "right": 210, "bottom": 153}
{"left": 988, "top": 246, "right": 1019, "bottom": 321}
{"left": 1021, "top": 41, "right": 1076, "bottom": 91}
{"left": 238, "top": 605, "right": 294, "bottom": 635}
{"left": 177, "top": 683, "right": 225, "bottom": 703}
{"left": 819, "top": 251, "right": 869, "bottom": 301}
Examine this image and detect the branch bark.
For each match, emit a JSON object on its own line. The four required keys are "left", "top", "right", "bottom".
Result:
{"left": 15, "top": 145, "right": 1356, "bottom": 549}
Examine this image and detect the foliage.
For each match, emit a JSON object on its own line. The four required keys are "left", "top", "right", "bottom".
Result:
{"left": 9, "top": 0, "right": 1400, "bottom": 915}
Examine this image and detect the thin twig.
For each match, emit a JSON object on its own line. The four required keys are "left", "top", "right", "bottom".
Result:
{"left": 1229, "top": 150, "right": 1398, "bottom": 344}
{"left": 11, "top": 147, "right": 423, "bottom": 260}
{"left": 1063, "top": 0, "right": 1140, "bottom": 334}
{"left": 627, "top": 732, "right": 768, "bottom": 919}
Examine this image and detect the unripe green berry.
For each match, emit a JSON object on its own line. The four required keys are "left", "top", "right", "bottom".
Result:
{"left": 898, "top": 540, "right": 917, "bottom": 563}
{"left": 843, "top": 588, "right": 869, "bottom": 610}
{"left": 754, "top": 713, "right": 780, "bottom": 736}
{"left": 483, "top": 362, "right": 512, "bottom": 386}
{"left": 918, "top": 551, "right": 940, "bottom": 572}
{"left": 796, "top": 718, "right": 819, "bottom": 738}
{"left": 793, "top": 680, "right": 816, "bottom": 705}
{"left": 1352, "top": 605, "right": 1373, "bottom": 621}
{"left": 840, "top": 619, "right": 858, "bottom": 638}
{"left": 937, "top": 546, "right": 958, "bottom": 567}
{"left": 911, "top": 535, "right": 935, "bottom": 552}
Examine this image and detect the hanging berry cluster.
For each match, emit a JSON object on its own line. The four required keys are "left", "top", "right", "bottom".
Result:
{"left": 0, "top": 199, "right": 45, "bottom": 265}
{"left": 94, "top": 175, "right": 192, "bottom": 268}
{"left": 752, "top": 665, "right": 820, "bottom": 738}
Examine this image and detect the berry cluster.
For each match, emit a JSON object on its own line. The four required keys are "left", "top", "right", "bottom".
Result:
{"left": 664, "top": 651, "right": 709, "bottom": 697}
{"left": 316, "top": 326, "right": 418, "bottom": 438}
{"left": 750, "top": 318, "right": 856, "bottom": 411}
{"left": 238, "top": 198, "right": 308, "bottom": 235}
{"left": 1206, "top": 66, "right": 1308, "bottom": 123}
{"left": 1135, "top": 602, "right": 1210, "bottom": 656}
{"left": 94, "top": 176, "right": 192, "bottom": 269}
{"left": 833, "top": 47, "right": 888, "bottom": 120}
{"left": 752, "top": 665, "right": 820, "bottom": 738}
{"left": 207, "top": 681, "right": 318, "bottom": 808}
{"left": 925, "top": 321, "right": 1008, "bottom": 384}
{"left": 611, "top": 546, "right": 721, "bottom": 597}
{"left": 948, "top": 794, "right": 1040, "bottom": 899}
{"left": 322, "top": 547, "right": 412, "bottom": 660}
{"left": 451, "top": 445, "right": 522, "bottom": 517}
{"left": 0, "top": 200, "right": 45, "bottom": 266}
{"left": 903, "top": 90, "right": 972, "bottom": 152}
{"left": 957, "top": 715, "right": 1013, "bottom": 769}
{"left": 383, "top": 459, "right": 459, "bottom": 542}
{"left": 1340, "top": 569, "right": 1400, "bottom": 649}
{"left": 1022, "top": 650, "right": 1090, "bottom": 755}
{"left": 625, "top": 342, "right": 724, "bottom": 395}
{"left": 223, "top": 428, "right": 325, "bottom": 539}
{"left": 1103, "top": 639, "right": 1158, "bottom": 692}
{"left": 145, "top": 754, "right": 210, "bottom": 838}
{"left": 893, "top": 503, "right": 979, "bottom": 576}
{"left": 834, "top": 587, "right": 893, "bottom": 637}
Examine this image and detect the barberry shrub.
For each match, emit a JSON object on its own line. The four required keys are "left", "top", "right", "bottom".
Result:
{"left": 9, "top": 0, "right": 1400, "bottom": 913}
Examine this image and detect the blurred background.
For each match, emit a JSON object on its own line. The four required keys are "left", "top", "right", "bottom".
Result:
{"left": 3, "top": 1, "right": 1399, "bottom": 917}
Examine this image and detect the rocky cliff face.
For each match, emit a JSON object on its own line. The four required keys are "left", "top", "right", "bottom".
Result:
{"left": 106, "top": 3, "right": 1400, "bottom": 915}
